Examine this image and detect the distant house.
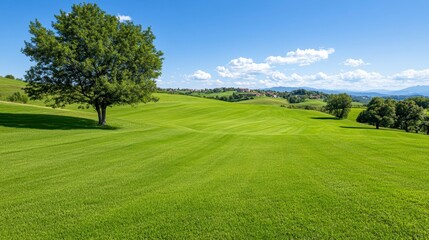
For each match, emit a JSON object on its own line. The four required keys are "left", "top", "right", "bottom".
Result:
{"left": 237, "top": 88, "right": 250, "bottom": 93}
{"left": 264, "top": 92, "right": 278, "bottom": 98}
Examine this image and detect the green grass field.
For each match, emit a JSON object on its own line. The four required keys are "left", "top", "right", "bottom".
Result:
{"left": 1, "top": 79, "right": 429, "bottom": 239}
{"left": 290, "top": 99, "right": 327, "bottom": 107}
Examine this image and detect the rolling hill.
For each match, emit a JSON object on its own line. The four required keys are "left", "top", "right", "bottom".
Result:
{"left": 390, "top": 85, "right": 429, "bottom": 96}
{"left": 1, "top": 78, "right": 428, "bottom": 238}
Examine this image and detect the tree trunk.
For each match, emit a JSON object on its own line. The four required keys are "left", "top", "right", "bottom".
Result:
{"left": 376, "top": 122, "right": 379, "bottom": 129}
{"left": 100, "top": 106, "right": 107, "bottom": 126}
{"left": 96, "top": 104, "right": 103, "bottom": 125}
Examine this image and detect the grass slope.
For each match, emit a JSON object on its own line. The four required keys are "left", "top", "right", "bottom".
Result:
{"left": 1, "top": 91, "right": 429, "bottom": 238}
{"left": 239, "top": 96, "right": 288, "bottom": 106}
{"left": 191, "top": 90, "right": 236, "bottom": 98}
{"left": 0, "top": 77, "right": 26, "bottom": 100}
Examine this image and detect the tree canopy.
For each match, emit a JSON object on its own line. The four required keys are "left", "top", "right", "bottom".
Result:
{"left": 357, "top": 97, "right": 396, "bottom": 129}
{"left": 395, "top": 100, "right": 425, "bottom": 132}
{"left": 406, "top": 96, "right": 429, "bottom": 109}
{"left": 325, "top": 93, "right": 352, "bottom": 119}
{"left": 23, "top": 3, "right": 163, "bottom": 125}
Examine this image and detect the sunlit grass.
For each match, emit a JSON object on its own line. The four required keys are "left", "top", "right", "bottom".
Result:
{"left": 1, "top": 79, "right": 428, "bottom": 238}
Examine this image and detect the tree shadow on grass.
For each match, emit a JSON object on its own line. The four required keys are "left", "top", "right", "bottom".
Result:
{"left": 0, "top": 113, "right": 117, "bottom": 130}
{"left": 310, "top": 116, "right": 340, "bottom": 120}
{"left": 340, "top": 126, "right": 376, "bottom": 130}
{"left": 340, "top": 126, "right": 397, "bottom": 132}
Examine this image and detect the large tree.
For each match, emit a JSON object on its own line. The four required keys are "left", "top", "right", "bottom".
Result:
{"left": 23, "top": 3, "right": 163, "bottom": 125}
{"left": 357, "top": 97, "right": 396, "bottom": 129}
{"left": 395, "top": 100, "right": 425, "bottom": 132}
{"left": 325, "top": 93, "right": 352, "bottom": 119}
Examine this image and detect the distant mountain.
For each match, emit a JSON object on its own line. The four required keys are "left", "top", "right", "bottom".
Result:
{"left": 343, "top": 91, "right": 389, "bottom": 97}
{"left": 388, "top": 85, "right": 429, "bottom": 96}
{"left": 265, "top": 86, "right": 389, "bottom": 96}
{"left": 265, "top": 85, "right": 429, "bottom": 97}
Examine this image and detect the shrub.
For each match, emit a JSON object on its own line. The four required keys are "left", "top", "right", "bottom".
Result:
{"left": 7, "top": 92, "right": 28, "bottom": 104}
{"left": 286, "top": 105, "right": 322, "bottom": 111}
{"left": 304, "top": 105, "right": 320, "bottom": 111}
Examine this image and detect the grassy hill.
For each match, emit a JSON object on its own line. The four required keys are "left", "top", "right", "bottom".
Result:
{"left": 287, "top": 99, "right": 364, "bottom": 108}
{"left": 0, "top": 77, "right": 26, "bottom": 100}
{"left": 191, "top": 90, "right": 236, "bottom": 98}
{"left": 239, "top": 96, "right": 288, "bottom": 106}
{"left": 1, "top": 80, "right": 428, "bottom": 238}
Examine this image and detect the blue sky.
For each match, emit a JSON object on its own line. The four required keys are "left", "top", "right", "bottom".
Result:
{"left": 1, "top": 0, "right": 429, "bottom": 90}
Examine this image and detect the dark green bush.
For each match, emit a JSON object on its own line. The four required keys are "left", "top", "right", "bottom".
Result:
{"left": 7, "top": 92, "right": 28, "bottom": 104}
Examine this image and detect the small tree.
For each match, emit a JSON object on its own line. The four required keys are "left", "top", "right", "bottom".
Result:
{"left": 325, "top": 93, "right": 352, "bottom": 119}
{"left": 395, "top": 100, "right": 425, "bottom": 132}
{"left": 23, "top": 3, "right": 163, "bottom": 125}
{"left": 357, "top": 97, "right": 396, "bottom": 129}
{"left": 5, "top": 74, "right": 15, "bottom": 79}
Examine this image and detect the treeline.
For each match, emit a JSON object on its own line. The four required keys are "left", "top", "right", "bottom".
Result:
{"left": 357, "top": 97, "right": 429, "bottom": 134}
{"left": 0, "top": 74, "right": 15, "bottom": 79}
{"left": 281, "top": 89, "right": 329, "bottom": 103}
{"left": 159, "top": 87, "right": 259, "bottom": 102}
{"left": 159, "top": 87, "right": 239, "bottom": 95}
{"left": 159, "top": 87, "right": 329, "bottom": 103}
{"left": 0, "top": 74, "right": 24, "bottom": 81}
{"left": 215, "top": 92, "right": 257, "bottom": 102}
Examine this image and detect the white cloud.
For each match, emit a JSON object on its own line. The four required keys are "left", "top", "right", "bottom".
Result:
{"left": 204, "top": 50, "right": 429, "bottom": 90}
{"left": 344, "top": 58, "right": 368, "bottom": 67}
{"left": 168, "top": 68, "right": 429, "bottom": 90}
{"left": 221, "top": 69, "right": 405, "bottom": 91}
{"left": 216, "top": 57, "right": 270, "bottom": 79}
{"left": 189, "top": 70, "right": 212, "bottom": 80}
{"left": 339, "top": 69, "right": 383, "bottom": 82}
{"left": 392, "top": 69, "right": 429, "bottom": 80}
{"left": 265, "top": 48, "right": 335, "bottom": 66}
{"left": 267, "top": 71, "right": 288, "bottom": 81}
{"left": 253, "top": 69, "right": 427, "bottom": 91}
{"left": 215, "top": 79, "right": 224, "bottom": 85}
{"left": 216, "top": 66, "right": 235, "bottom": 78}
{"left": 258, "top": 69, "right": 386, "bottom": 90}
{"left": 200, "top": 79, "right": 224, "bottom": 86}
{"left": 233, "top": 81, "right": 255, "bottom": 87}
{"left": 256, "top": 70, "right": 387, "bottom": 90}
{"left": 117, "top": 15, "right": 132, "bottom": 22}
